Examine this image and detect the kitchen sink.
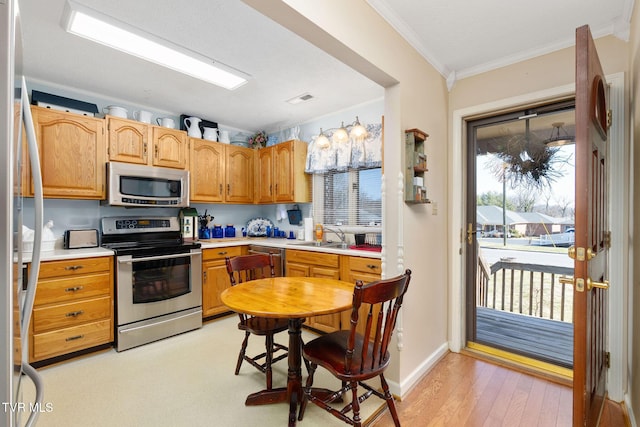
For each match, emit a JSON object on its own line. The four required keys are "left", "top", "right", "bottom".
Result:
{"left": 294, "top": 241, "right": 349, "bottom": 249}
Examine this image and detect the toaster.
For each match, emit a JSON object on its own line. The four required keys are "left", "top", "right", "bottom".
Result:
{"left": 64, "top": 229, "right": 99, "bottom": 249}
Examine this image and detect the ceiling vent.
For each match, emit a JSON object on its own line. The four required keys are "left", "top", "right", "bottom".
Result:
{"left": 287, "top": 93, "right": 314, "bottom": 105}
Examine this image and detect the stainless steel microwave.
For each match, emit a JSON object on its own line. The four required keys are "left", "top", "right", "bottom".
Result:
{"left": 107, "top": 162, "right": 189, "bottom": 207}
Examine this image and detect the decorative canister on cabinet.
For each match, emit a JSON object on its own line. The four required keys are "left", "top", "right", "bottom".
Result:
{"left": 224, "top": 225, "right": 236, "bottom": 238}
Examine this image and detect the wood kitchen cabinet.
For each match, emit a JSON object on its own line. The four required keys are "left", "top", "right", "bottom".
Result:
{"left": 225, "top": 145, "right": 254, "bottom": 203}
{"left": 29, "top": 256, "right": 114, "bottom": 363}
{"left": 189, "top": 138, "right": 225, "bottom": 203}
{"left": 256, "top": 140, "right": 310, "bottom": 204}
{"left": 28, "top": 106, "right": 106, "bottom": 199}
{"left": 285, "top": 249, "right": 341, "bottom": 333}
{"left": 340, "top": 255, "right": 382, "bottom": 334}
{"left": 202, "top": 246, "right": 244, "bottom": 318}
{"left": 107, "top": 116, "right": 188, "bottom": 169}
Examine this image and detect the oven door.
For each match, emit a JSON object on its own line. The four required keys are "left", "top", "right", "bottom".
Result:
{"left": 116, "top": 248, "right": 202, "bottom": 326}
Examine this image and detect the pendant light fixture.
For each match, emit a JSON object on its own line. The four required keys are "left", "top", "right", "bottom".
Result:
{"left": 349, "top": 116, "right": 367, "bottom": 140}
{"left": 544, "top": 122, "right": 574, "bottom": 147}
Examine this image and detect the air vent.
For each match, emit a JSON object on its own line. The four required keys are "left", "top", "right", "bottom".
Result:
{"left": 286, "top": 93, "right": 314, "bottom": 105}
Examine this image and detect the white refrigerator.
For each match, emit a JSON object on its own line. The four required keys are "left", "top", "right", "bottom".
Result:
{"left": 1, "top": 0, "right": 45, "bottom": 426}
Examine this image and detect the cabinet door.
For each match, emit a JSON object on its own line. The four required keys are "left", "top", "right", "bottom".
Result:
{"left": 107, "top": 116, "right": 150, "bottom": 165}
{"left": 285, "top": 262, "right": 310, "bottom": 277}
{"left": 190, "top": 139, "right": 225, "bottom": 203}
{"left": 31, "top": 107, "right": 106, "bottom": 199}
{"left": 273, "top": 142, "right": 294, "bottom": 202}
{"left": 308, "top": 265, "right": 342, "bottom": 332}
{"left": 226, "top": 145, "right": 254, "bottom": 203}
{"left": 202, "top": 259, "right": 232, "bottom": 317}
{"left": 257, "top": 147, "right": 274, "bottom": 203}
{"left": 341, "top": 262, "right": 381, "bottom": 333}
{"left": 152, "top": 126, "right": 188, "bottom": 169}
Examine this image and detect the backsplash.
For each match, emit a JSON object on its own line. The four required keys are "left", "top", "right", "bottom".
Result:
{"left": 21, "top": 199, "right": 312, "bottom": 241}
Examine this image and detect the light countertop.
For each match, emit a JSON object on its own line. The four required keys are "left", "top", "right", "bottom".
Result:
{"left": 20, "top": 237, "right": 381, "bottom": 264}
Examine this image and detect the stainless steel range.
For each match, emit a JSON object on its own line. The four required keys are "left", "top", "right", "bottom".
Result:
{"left": 101, "top": 216, "right": 202, "bottom": 352}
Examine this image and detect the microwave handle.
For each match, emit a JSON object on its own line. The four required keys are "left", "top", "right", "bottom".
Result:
{"left": 118, "top": 251, "right": 201, "bottom": 264}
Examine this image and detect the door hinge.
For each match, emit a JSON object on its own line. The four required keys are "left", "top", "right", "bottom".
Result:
{"left": 605, "top": 352, "right": 611, "bottom": 368}
{"left": 607, "top": 109, "right": 613, "bottom": 129}
{"left": 604, "top": 231, "right": 612, "bottom": 249}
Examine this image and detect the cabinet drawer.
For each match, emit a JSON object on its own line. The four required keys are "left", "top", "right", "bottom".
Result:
{"left": 202, "top": 246, "right": 242, "bottom": 261}
{"left": 32, "top": 296, "right": 111, "bottom": 333}
{"left": 349, "top": 257, "right": 381, "bottom": 274}
{"left": 38, "top": 257, "right": 112, "bottom": 279}
{"left": 32, "top": 319, "right": 112, "bottom": 361}
{"left": 35, "top": 272, "right": 112, "bottom": 305}
{"left": 286, "top": 250, "right": 339, "bottom": 268}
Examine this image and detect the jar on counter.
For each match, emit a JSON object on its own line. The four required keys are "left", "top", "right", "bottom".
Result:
{"left": 212, "top": 224, "right": 224, "bottom": 238}
{"left": 224, "top": 224, "right": 236, "bottom": 238}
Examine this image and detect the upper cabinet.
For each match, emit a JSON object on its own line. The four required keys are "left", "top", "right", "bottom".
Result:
{"left": 190, "top": 140, "right": 254, "bottom": 204}
{"left": 404, "top": 128, "right": 429, "bottom": 204}
{"left": 226, "top": 145, "right": 255, "bottom": 203}
{"left": 28, "top": 106, "right": 106, "bottom": 199}
{"left": 256, "top": 140, "right": 310, "bottom": 204}
{"left": 107, "top": 116, "right": 188, "bottom": 169}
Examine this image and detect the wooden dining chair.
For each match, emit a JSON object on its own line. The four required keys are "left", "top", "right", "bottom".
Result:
{"left": 298, "top": 269, "right": 412, "bottom": 427}
{"left": 225, "top": 254, "right": 289, "bottom": 390}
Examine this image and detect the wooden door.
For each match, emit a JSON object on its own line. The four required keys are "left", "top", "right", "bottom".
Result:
{"left": 32, "top": 106, "right": 105, "bottom": 199}
{"left": 273, "top": 142, "right": 293, "bottom": 202}
{"left": 152, "top": 126, "right": 187, "bottom": 169}
{"left": 226, "top": 145, "right": 254, "bottom": 203}
{"left": 573, "top": 24, "right": 609, "bottom": 427}
{"left": 257, "top": 147, "right": 274, "bottom": 203}
{"left": 190, "top": 139, "right": 225, "bottom": 203}
{"left": 107, "top": 116, "right": 150, "bottom": 165}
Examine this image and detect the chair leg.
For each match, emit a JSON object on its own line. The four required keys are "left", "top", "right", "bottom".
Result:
{"left": 297, "top": 362, "right": 316, "bottom": 421}
{"left": 235, "top": 331, "right": 250, "bottom": 375}
{"left": 265, "top": 334, "right": 274, "bottom": 390}
{"left": 351, "top": 380, "right": 362, "bottom": 427}
{"left": 380, "top": 373, "right": 401, "bottom": 427}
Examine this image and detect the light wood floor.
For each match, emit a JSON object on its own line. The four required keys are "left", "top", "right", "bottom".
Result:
{"left": 371, "top": 352, "right": 628, "bottom": 427}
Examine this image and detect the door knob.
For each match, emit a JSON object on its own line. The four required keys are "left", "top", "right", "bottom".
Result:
{"left": 587, "top": 278, "right": 609, "bottom": 291}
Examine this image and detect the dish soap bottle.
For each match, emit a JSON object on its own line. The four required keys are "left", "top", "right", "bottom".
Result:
{"left": 314, "top": 223, "right": 323, "bottom": 243}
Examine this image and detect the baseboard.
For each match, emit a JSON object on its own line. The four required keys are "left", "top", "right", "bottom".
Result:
{"left": 626, "top": 393, "right": 638, "bottom": 427}
{"left": 387, "top": 342, "right": 449, "bottom": 399}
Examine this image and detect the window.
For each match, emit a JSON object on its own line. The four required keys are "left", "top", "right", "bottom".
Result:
{"left": 312, "top": 167, "right": 382, "bottom": 226}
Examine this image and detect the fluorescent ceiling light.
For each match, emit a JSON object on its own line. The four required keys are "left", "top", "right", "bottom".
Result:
{"left": 61, "top": 1, "right": 249, "bottom": 90}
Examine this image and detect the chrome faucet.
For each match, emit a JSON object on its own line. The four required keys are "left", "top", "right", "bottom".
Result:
{"left": 323, "top": 226, "right": 348, "bottom": 249}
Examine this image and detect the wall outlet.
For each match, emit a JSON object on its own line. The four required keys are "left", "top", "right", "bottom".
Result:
{"left": 432, "top": 201, "right": 438, "bottom": 215}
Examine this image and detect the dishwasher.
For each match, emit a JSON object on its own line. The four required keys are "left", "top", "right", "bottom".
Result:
{"left": 248, "top": 245, "right": 285, "bottom": 277}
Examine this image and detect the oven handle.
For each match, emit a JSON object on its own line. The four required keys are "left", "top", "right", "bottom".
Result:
{"left": 118, "top": 310, "right": 199, "bottom": 334}
{"left": 118, "top": 251, "right": 201, "bottom": 264}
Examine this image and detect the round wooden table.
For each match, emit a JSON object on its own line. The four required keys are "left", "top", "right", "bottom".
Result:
{"left": 221, "top": 276, "right": 355, "bottom": 426}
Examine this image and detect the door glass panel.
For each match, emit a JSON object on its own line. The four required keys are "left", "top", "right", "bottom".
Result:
{"left": 469, "top": 103, "right": 576, "bottom": 368}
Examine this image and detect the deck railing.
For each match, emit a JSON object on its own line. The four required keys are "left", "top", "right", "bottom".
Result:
{"left": 477, "top": 259, "right": 574, "bottom": 322}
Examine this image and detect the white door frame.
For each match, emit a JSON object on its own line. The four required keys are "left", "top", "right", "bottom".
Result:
{"left": 448, "top": 72, "right": 627, "bottom": 400}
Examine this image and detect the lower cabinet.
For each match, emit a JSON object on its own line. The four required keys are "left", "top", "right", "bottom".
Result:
{"left": 340, "top": 255, "right": 382, "bottom": 334}
{"left": 285, "top": 250, "right": 381, "bottom": 334}
{"left": 286, "top": 249, "right": 341, "bottom": 333}
{"left": 202, "top": 246, "right": 244, "bottom": 318}
{"left": 29, "top": 256, "right": 114, "bottom": 363}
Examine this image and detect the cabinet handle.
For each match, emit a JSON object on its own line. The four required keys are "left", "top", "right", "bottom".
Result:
{"left": 155, "top": 145, "right": 159, "bottom": 157}
{"left": 270, "top": 184, "right": 272, "bottom": 195}
{"left": 366, "top": 264, "right": 379, "bottom": 270}
{"left": 143, "top": 142, "right": 147, "bottom": 155}
{"left": 64, "top": 286, "right": 84, "bottom": 292}
{"left": 219, "top": 184, "right": 223, "bottom": 196}
{"left": 227, "top": 184, "right": 230, "bottom": 195}
{"left": 65, "top": 310, "right": 84, "bottom": 318}
{"left": 64, "top": 265, "right": 84, "bottom": 271}
{"left": 217, "top": 251, "right": 228, "bottom": 255}
{"left": 65, "top": 335, "right": 84, "bottom": 342}
{"left": 203, "top": 272, "right": 207, "bottom": 281}
{"left": 275, "top": 183, "right": 278, "bottom": 194}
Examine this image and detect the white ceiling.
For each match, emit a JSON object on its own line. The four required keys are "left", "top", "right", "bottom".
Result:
{"left": 18, "top": 0, "right": 633, "bottom": 133}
